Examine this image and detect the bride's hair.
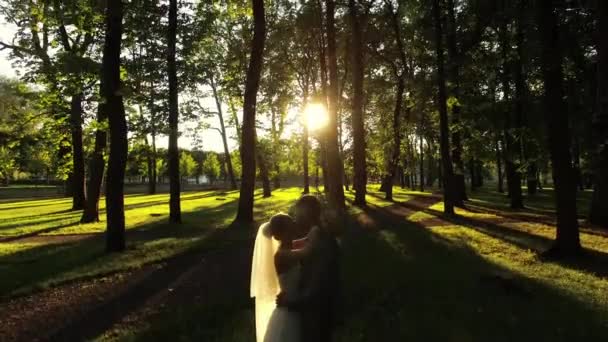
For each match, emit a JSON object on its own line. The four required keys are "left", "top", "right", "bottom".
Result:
{"left": 267, "top": 213, "right": 294, "bottom": 240}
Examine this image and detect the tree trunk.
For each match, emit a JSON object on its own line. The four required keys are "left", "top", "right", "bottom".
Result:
{"left": 349, "top": 0, "right": 367, "bottom": 205}
{"left": 590, "top": 0, "right": 608, "bottom": 228}
{"left": 446, "top": 0, "right": 466, "bottom": 203}
{"left": 537, "top": 0, "right": 581, "bottom": 254}
{"left": 270, "top": 109, "right": 282, "bottom": 190}
{"left": 235, "top": 0, "right": 265, "bottom": 223}
{"left": 81, "top": 80, "right": 107, "bottom": 223}
{"left": 302, "top": 83, "right": 310, "bottom": 194}
{"left": 499, "top": 19, "right": 524, "bottom": 209}
{"left": 257, "top": 146, "right": 271, "bottom": 198}
{"left": 69, "top": 94, "right": 86, "bottom": 210}
{"left": 167, "top": 0, "right": 181, "bottom": 223}
{"left": 475, "top": 160, "right": 484, "bottom": 187}
{"left": 150, "top": 129, "right": 157, "bottom": 194}
{"left": 316, "top": 1, "right": 330, "bottom": 195}
{"left": 324, "top": 0, "right": 346, "bottom": 210}
{"left": 419, "top": 134, "right": 424, "bottom": 192}
{"left": 382, "top": 77, "right": 405, "bottom": 201}
{"left": 210, "top": 76, "right": 237, "bottom": 190}
{"left": 426, "top": 141, "right": 435, "bottom": 187}
{"left": 469, "top": 158, "right": 476, "bottom": 191}
{"left": 147, "top": 83, "right": 157, "bottom": 195}
{"left": 432, "top": 0, "right": 455, "bottom": 215}
{"left": 103, "top": 0, "right": 127, "bottom": 252}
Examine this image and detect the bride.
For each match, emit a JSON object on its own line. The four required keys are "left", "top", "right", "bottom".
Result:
{"left": 251, "top": 214, "right": 301, "bottom": 342}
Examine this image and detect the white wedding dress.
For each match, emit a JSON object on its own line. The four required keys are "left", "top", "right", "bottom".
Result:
{"left": 251, "top": 223, "right": 301, "bottom": 342}
{"left": 262, "top": 264, "right": 301, "bottom": 342}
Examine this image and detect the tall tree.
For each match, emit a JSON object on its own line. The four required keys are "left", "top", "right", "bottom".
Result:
{"left": 235, "top": 0, "right": 266, "bottom": 222}
{"left": 432, "top": 0, "right": 455, "bottom": 215}
{"left": 324, "top": 0, "right": 346, "bottom": 210}
{"left": 537, "top": 0, "right": 580, "bottom": 255}
{"left": 499, "top": 5, "right": 524, "bottom": 209}
{"left": 80, "top": 78, "right": 107, "bottom": 223}
{"left": 445, "top": 0, "right": 466, "bottom": 203}
{"left": 167, "top": 0, "right": 181, "bottom": 223}
{"left": 348, "top": 0, "right": 367, "bottom": 206}
{"left": 103, "top": 0, "right": 127, "bottom": 252}
{"left": 589, "top": 0, "right": 608, "bottom": 228}
{"left": 209, "top": 75, "right": 237, "bottom": 190}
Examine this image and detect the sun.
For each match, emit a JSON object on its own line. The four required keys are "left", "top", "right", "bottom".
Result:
{"left": 303, "top": 103, "right": 328, "bottom": 131}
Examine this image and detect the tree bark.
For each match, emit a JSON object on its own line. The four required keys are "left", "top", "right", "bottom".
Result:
{"left": 382, "top": 77, "right": 404, "bottom": 201}
{"left": 69, "top": 93, "right": 86, "bottom": 210}
{"left": 499, "top": 18, "right": 524, "bottom": 209}
{"left": 167, "top": 0, "right": 181, "bottom": 223}
{"left": 469, "top": 158, "right": 476, "bottom": 191}
{"left": 432, "top": 0, "right": 455, "bottom": 215}
{"left": 315, "top": 1, "right": 330, "bottom": 195}
{"left": 81, "top": 79, "right": 107, "bottom": 223}
{"left": 324, "top": 0, "right": 345, "bottom": 210}
{"left": 589, "top": 0, "right": 608, "bottom": 228}
{"left": 147, "top": 81, "right": 157, "bottom": 195}
{"left": 537, "top": 0, "right": 581, "bottom": 254}
{"left": 419, "top": 134, "right": 424, "bottom": 192}
{"left": 235, "top": 0, "right": 266, "bottom": 223}
{"left": 103, "top": 0, "right": 127, "bottom": 252}
{"left": 445, "top": 0, "right": 466, "bottom": 203}
{"left": 210, "top": 75, "right": 237, "bottom": 190}
{"left": 302, "top": 81, "right": 310, "bottom": 194}
{"left": 257, "top": 144, "right": 271, "bottom": 198}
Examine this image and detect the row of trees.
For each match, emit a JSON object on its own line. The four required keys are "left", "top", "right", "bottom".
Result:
{"left": 1, "top": 0, "right": 606, "bottom": 255}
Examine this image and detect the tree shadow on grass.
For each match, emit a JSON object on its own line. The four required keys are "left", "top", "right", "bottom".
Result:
{"left": 0, "top": 198, "right": 71, "bottom": 211}
{"left": 391, "top": 198, "right": 608, "bottom": 279}
{"left": 0, "top": 192, "right": 299, "bottom": 341}
{"left": 338, "top": 201, "right": 607, "bottom": 341}
{"left": 0, "top": 221, "right": 82, "bottom": 243}
{"left": 0, "top": 215, "right": 81, "bottom": 233}
{"left": 0, "top": 198, "right": 238, "bottom": 297}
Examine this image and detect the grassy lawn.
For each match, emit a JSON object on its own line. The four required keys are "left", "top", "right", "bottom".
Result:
{"left": 1, "top": 186, "right": 607, "bottom": 341}
{"left": 114, "top": 186, "right": 608, "bottom": 342}
{"left": 0, "top": 188, "right": 302, "bottom": 297}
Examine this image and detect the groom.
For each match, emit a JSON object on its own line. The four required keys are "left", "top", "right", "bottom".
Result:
{"left": 277, "top": 195, "right": 340, "bottom": 342}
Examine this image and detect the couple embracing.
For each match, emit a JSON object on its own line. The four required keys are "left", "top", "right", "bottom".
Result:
{"left": 250, "top": 195, "right": 340, "bottom": 342}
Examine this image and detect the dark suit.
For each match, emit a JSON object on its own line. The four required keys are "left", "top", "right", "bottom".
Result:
{"left": 298, "top": 228, "right": 340, "bottom": 342}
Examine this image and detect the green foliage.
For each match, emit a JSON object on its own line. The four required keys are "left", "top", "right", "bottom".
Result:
{"left": 180, "top": 151, "right": 198, "bottom": 178}
{"left": 202, "top": 153, "right": 221, "bottom": 183}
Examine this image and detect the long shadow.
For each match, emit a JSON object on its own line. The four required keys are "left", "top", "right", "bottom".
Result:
{"left": 0, "top": 216, "right": 81, "bottom": 232}
{"left": 0, "top": 221, "right": 82, "bottom": 243}
{"left": 0, "top": 209, "right": 75, "bottom": 224}
{"left": 340, "top": 201, "right": 608, "bottom": 340}
{"left": 0, "top": 198, "right": 72, "bottom": 212}
{"left": 0, "top": 192, "right": 230, "bottom": 235}
{"left": 387, "top": 196, "right": 608, "bottom": 279}
{"left": 0, "top": 193, "right": 296, "bottom": 341}
{"left": 0, "top": 190, "right": 228, "bottom": 213}
{"left": 0, "top": 198, "right": 239, "bottom": 298}
{"left": 45, "top": 198, "right": 294, "bottom": 341}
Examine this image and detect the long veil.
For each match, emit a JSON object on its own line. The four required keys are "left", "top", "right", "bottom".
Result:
{"left": 250, "top": 222, "right": 280, "bottom": 341}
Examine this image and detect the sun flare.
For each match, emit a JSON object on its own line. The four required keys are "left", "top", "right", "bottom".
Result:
{"left": 303, "top": 103, "right": 328, "bottom": 131}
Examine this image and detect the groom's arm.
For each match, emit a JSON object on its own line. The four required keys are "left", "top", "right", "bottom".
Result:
{"left": 279, "top": 227, "right": 321, "bottom": 263}
{"left": 277, "top": 243, "right": 327, "bottom": 311}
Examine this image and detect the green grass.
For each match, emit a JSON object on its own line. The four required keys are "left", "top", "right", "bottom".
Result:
{"left": 467, "top": 185, "right": 593, "bottom": 217}
{"left": 2, "top": 185, "right": 607, "bottom": 341}
{"left": 116, "top": 186, "right": 608, "bottom": 342}
{"left": 0, "top": 188, "right": 303, "bottom": 297}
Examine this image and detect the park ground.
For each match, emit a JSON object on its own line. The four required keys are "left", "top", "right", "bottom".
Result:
{"left": 0, "top": 185, "right": 607, "bottom": 341}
